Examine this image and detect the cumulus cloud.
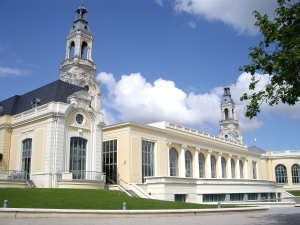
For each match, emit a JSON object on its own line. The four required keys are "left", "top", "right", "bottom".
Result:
{"left": 155, "top": 0, "right": 164, "bottom": 7}
{"left": 0, "top": 66, "right": 31, "bottom": 77}
{"left": 97, "top": 71, "right": 300, "bottom": 133}
{"left": 188, "top": 21, "right": 196, "bottom": 29}
{"left": 172, "top": 0, "right": 280, "bottom": 35}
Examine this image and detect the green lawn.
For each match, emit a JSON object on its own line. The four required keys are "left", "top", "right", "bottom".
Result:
{"left": 0, "top": 188, "right": 233, "bottom": 210}
{"left": 287, "top": 190, "right": 300, "bottom": 196}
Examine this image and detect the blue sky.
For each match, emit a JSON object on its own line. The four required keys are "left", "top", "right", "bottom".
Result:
{"left": 0, "top": 0, "right": 299, "bottom": 151}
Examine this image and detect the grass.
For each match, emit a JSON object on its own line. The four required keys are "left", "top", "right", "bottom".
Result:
{"left": 0, "top": 188, "right": 236, "bottom": 210}
{"left": 287, "top": 190, "right": 300, "bottom": 196}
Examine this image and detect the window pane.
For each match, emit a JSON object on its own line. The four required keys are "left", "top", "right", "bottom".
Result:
{"left": 211, "top": 156, "right": 216, "bottom": 178}
{"left": 102, "top": 139, "right": 118, "bottom": 184}
{"left": 275, "top": 164, "right": 288, "bottom": 184}
{"left": 169, "top": 148, "right": 178, "bottom": 176}
{"left": 142, "top": 140, "right": 155, "bottom": 183}
{"left": 198, "top": 153, "right": 205, "bottom": 178}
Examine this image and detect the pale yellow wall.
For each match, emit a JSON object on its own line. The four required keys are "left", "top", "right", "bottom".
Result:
{"left": 103, "top": 122, "right": 300, "bottom": 193}
{"left": 265, "top": 157, "right": 300, "bottom": 188}
{"left": 9, "top": 134, "right": 20, "bottom": 170}
{"left": 103, "top": 124, "right": 167, "bottom": 187}
{"left": 157, "top": 141, "right": 167, "bottom": 176}
{"left": 0, "top": 116, "right": 12, "bottom": 170}
{"left": 32, "top": 128, "right": 45, "bottom": 171}
{"left": 103, "top": 131, "right": 131, "bottom": 187}
{"left": 8, "top": 118, "right": 48, "bottom": 172}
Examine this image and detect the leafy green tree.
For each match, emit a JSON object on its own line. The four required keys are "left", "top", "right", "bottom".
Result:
{"left": 239, "top": 0, "right": 300, "bottom": 119}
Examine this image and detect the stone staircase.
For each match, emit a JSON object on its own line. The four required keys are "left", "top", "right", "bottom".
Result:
{"left": 119, "top": 185, "right": 139, "bottom": 197}
{"left": 26, "top": 180, "right": 36, "bottom": 188}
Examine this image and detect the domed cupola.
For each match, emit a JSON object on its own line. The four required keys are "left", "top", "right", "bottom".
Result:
{"left": 59, "top": 4, "right": 101, "bottom": 112}
{"left": 222, "top": 86, "right": 234, "bottom": 104}
{"left": 218, "top": 86, "right": 243, "bottom": 143}
{"left": 69, "top": 4, "right": 92, "bottom": 35}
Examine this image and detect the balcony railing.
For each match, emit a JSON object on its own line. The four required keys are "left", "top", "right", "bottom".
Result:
{"left": 5, "top": 170, "right": 28, "bottom": 180}
{"left": 57, "top": 170, "right": 105, "bottom": 182}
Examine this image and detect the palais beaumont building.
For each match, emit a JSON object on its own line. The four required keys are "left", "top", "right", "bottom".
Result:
{"left": 0, "top": 4, "right": 299, "bottom": 203}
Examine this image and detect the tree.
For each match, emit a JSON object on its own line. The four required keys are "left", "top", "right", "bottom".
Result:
{"left": 239, "top": 0, "right": 300, "bottom": 119}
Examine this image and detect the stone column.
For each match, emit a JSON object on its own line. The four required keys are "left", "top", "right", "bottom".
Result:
{"left": 166, "top": 141, "right": 172, "bottom": 176}
{"left": 236, "top": 156, "right": 241, "bottom": 179}
{"left": 206, "top": 150, "right": 212, "bottom": 179}
{"left": 217, "top": 152, "right": 223, "bottom": 178}
{"left": 244, "top": 158, "right": 248, "bottom": 179}
{"left": 227, "top": 155, "right": 232, "bottom": 179}
{"left": 194, "top": 147, "right": 200, "bottom": 178}
{"left": 180, "top": 145, "right": 187, "bottom": 177}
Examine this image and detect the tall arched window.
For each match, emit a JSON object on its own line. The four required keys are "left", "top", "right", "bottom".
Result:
{"left": 169, "top": 148, "right": 178, "bottom": 176}
{"left": 22, "top": 139, "right": 32, "bottom": 179}
{"left": 224, "top": 108, "right": 229, "bottom": 120}
{"left": 69, "top": 41, "right": 75, "bottom": 58}
{"left": 292, "top": 164, "right": 300, "bottom": 185}
{"left": 185, "top": 151, "right": 192, "bottom": 177}
{"left": 275, "top": 164, "right": 288, "bottom": 184}
{"left": 198, "top": 153, "right": 205, "bottom": 178}
{"left": 239, "top": 161, "right": 243, "bottom": 178}
{"left": 70, "top": 137, "right": 87, "bottom": 179}
{"left": 81, "top": 41, "right": 88, "bottom": 58}
{"left": 211, "top": 155, "right": 216, "bottom": 178}
{"left": 231, "top": 159, "right": 235, "bottom": 178}
{"left": 221, "top": 157, "right": 226, "bottom": 178}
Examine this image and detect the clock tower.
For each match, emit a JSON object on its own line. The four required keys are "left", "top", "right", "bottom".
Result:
{"left": 59, "top": 4, "right": 101, "bottom": 112}
{"left": 218, "top": 86, "right": 243, "bottom": 143}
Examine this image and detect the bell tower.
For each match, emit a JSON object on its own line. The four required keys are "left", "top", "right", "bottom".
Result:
{"left": 59, "top": 4, "right": 101, "bottom": 112}
{"left": 218, "top": 86, "right": 243, "bottom": 143}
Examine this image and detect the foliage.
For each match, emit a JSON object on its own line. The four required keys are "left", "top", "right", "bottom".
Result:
{"left": 239, "top": 0, "right": 300, "bottom": 118}
{"left": 0, "top": 188, "right": 237, "bottom": 210}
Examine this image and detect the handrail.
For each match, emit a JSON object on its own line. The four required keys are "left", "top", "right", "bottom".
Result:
{"left": 57, "top": 170, "right": 105, "bottom": 181}
{"left": 6, "top": 170, "right": 28, "bottom": 180}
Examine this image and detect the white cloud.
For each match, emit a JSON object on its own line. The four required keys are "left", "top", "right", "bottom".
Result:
{"left": 155, "top": 0, "right": 164, "bottom": 7}
{"left": 173, "top": 0, "right": 280, "bottom": 35}
{"left": 0, "top": 66, "right": 31, "bottom": 77}
{"left": 188, "top": 21, "right": 196, "bottom": 29}
{"left": 98, "top": 71, "right": 300, "bottom": 133}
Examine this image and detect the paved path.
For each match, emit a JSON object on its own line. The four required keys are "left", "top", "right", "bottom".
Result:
{"left": 0, "top": 207, "right": 299, "bottom": 225}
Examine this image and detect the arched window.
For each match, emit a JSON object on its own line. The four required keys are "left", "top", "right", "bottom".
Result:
{"left": 275, "top": 164, "right": 288, "bottom": 184}
{"left": 69, "top": 41, "right": 75, "bottom": 58}
{"left": 292, "top": 164, "right": 300, "bottom": 185}
{"left": 169, "top": 148, "right": 178, "bottom": 176}
{"left": 185, "top": 151, "right": 192, "bottom": 177}
{"left": 81, "top": 41, "right": 88, "bottom": 58}
{"left": 70, "top": 137, "right": 87, "bottom": 179}
{"left": 224, "top": 108, "right": 229, "bottom": 120}
{"left": 231, "top": 159, "right": 235, "bottom": 178}
{"left": 22, "top": 139, "right": 32, "bottom": 179}
{"left": 221, "top": 157, "right": 226, "bottom": 178}
{"left": 211, "top": 155, "right": 216, "bottom": 178}
{"left": 239, "top": 161, "right": 243, "bottom": 178}
{"left": 198, "top": 153, "right": 205, "bottom": 178}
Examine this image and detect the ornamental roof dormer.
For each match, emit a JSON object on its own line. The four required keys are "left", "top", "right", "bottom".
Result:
{"left": 69, "top": 3, "right": 92, "bottom": 35}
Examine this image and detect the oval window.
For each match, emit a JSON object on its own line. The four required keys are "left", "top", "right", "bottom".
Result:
{"left": 76, "top": 114, "right": 84, "bottom": 124}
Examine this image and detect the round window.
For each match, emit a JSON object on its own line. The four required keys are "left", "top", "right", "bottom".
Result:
{"left": 76, "top": 114, "right": 84, "bottom": 124}
{"left": 225, "top": 134, "right": 228, "bottom": 139}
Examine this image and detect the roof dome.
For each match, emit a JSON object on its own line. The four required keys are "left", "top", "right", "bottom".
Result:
{"left": 69, "top": 4, "right": 92, "bottom": 35}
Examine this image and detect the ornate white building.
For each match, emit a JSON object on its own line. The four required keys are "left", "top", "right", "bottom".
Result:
{"left": 0, "top": 4, "right": 299, "bottom": 204}
{"left": 0, "top": 4, "right": 105, "bottom": 189}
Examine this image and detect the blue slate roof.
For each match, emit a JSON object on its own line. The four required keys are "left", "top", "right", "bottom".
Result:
{"left": 0, "top": 80, "right": 84, "bottom": 116}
